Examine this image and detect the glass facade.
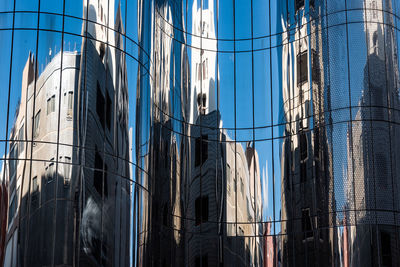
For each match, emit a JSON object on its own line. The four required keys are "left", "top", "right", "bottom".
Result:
{"left": 0, "top": 0, "right": 400, "bottom": 266}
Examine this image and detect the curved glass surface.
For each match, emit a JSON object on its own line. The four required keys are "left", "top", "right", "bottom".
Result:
{"left": 0, "top": 0, "right": 400, "bottom": 266}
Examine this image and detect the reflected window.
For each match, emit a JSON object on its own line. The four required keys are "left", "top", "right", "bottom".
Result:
{"left": 31, "top": 181, "right": 39, "bottom": 215}
{"left": 8, "top": 188, "right": 18, "bottom": 226}
{"left": 9, "top": 143, "right": 17, "bottom": 183}
{"left": 227, "top": 164, "right": 231, "bottom": 194}
{"left": 94, "top": 150, "right": 108, "bottom": 197}
{"left": 195, "top": 254, "right": 208, "bottom": 267}
{"left": 197, "top": 93, "right": 207, "bottom": 114}
{"left": 381, "top": 231, "right": 392, "bottom": 267}
{"left": 195, "top": 195, "right": 208, "bottom": 225}
{"left": 33, "top": 110, "right": 41, "bottom": 138}
{"left": 47, "top": 95, "right": 55, "bottom": 115}
{"left": 295, "top": 0, "right": 304, "bottom": 12}
{"left": 300, "top": 133, "right": 307, "bottom": 160}
{"left": 48, "top": 160, "right": 55, "bottom": 183}
{"left": 197, "top": 63, "right": 202, "bottom": 81}
{"left": 99, "top": 43, "right": 105, "bottom": 61}
{"left": 64, "top": 157, "right": 71, "bottom": 186}
{"left": 195, "top": 135, "right": 208, "bottom": 166}
{"left": 301, "top": 208, "right": 313, "bottom": 238}
{"left": 203, "top": 59, "right": 208, "bottom": 80}
{"left": 18, "top": 124, "right": 24, "bottom": 155}
{"left": 96, "top": 82, "right": 106, "bottom": 129}
{"left": 371, "top": 1, "right": 378, "bottom": 19}
{"left": 240, "top": 177, "right": 244, "bottom": 196}
{"left": 197, "top": 60, "right": 208, "bottom": 81}
{"left": 311, "top": 50, "right": 319, "bottom": 83}
{"left": 300, "top": 132, "right": 308, "bottom": 182}
{"left": 32, "top": 176, "right": 38, "bottom": 193}
{"left": 297, "top": 51, "right": 308, "bottom": 86}
{"left": 67, "top": 91, "right": 73, "bottom": 117}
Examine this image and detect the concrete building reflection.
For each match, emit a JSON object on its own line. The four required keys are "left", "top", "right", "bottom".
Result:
{"left": 2, "top": 0, "right": 130, "bottom": 266}
{"left": 280, "top": 1, "right": 337, "bottom": 266}
{"left": 280, "top": 0, "right": 400, "bottom": 266}
{"left": 344, "top": 0, "right": 400, "bottom": 266}
{"left": 144, "top": 0, "right": 265, "bottom": 266}
{"left": 2, "top": 0, "right": 400, "bottom": 266}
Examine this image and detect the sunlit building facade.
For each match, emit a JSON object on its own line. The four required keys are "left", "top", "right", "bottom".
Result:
{"left": 1, "top": 0, "right": 400, "bottom": 266}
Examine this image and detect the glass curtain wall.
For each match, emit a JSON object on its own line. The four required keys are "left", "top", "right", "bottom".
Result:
{"left": 0, "top": 0, "right": 136, "bottom": 266}
{"left": 0, "top": 0, "right": 400, "bottom": 266}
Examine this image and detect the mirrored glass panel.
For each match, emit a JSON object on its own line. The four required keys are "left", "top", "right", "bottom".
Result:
{"left": 0, "top": 0, "right": 400, "bottom": 266}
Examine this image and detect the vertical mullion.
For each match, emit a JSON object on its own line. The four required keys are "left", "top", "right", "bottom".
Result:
{"left": 233, "top": 0, "right": 237, "bottom": 242}
{"left": 215, "top": 0, "right": 222, "bottom": 264}
{"left": 250, "top": 0, "right": 256, "bottom": 261}
{"left": 268, "top": 0, "right": 276, "bottom": 251}
{"left": 199, "top": 0, "right": 204, "bottom": 261}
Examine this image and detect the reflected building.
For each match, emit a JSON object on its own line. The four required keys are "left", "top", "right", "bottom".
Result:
{"left": 186, "top": 0, "right": 262, "bottom": 265}
{"left": 142, "top": 0, "right": 188, "bottom": 266}
{"left": 345, "top": 0, "right": 400, "bottom": 266}
{"left": 2, "top": 0, "right": 130, "bottom": 266}
{"left": 263, "top": 219, "right": 278, "bottom": 267}
{"left": 280, "top": 0, "right": 400, "bottom": 266}
{"left": 78, "top": 0, "right": 130, "bottom": 266}
{"left": 187, "top": 116, "right": 262, "bottom": 267}
{"left": 280, "top": 1, "right": 337, "bottom": 266}
{"left": 3, "top": 49, "right": 81, "bottom": 267}
{"left": 2, "top": 0, "right": 400, "bottom": 266}
{"left": 145, "top": 0, "right": 264, "bottom": 266}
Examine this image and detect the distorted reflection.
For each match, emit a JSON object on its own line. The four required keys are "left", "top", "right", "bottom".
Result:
{"left": 279, "top": 0, "right": 400, "bottom": 266}
{"left": 1, "top": 0, "right": 130, "bottom": 266}
{"left": 1, "top": 0, "right": 400, "bottom": 266}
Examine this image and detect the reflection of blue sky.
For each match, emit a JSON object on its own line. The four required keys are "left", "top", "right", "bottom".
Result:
{"left": 214, "top": 0, "right": 283, "bottom": 231}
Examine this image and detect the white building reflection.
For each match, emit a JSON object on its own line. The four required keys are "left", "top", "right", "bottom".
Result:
{"left": 2, "top": 0, "right": 131, "bottom": 266}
